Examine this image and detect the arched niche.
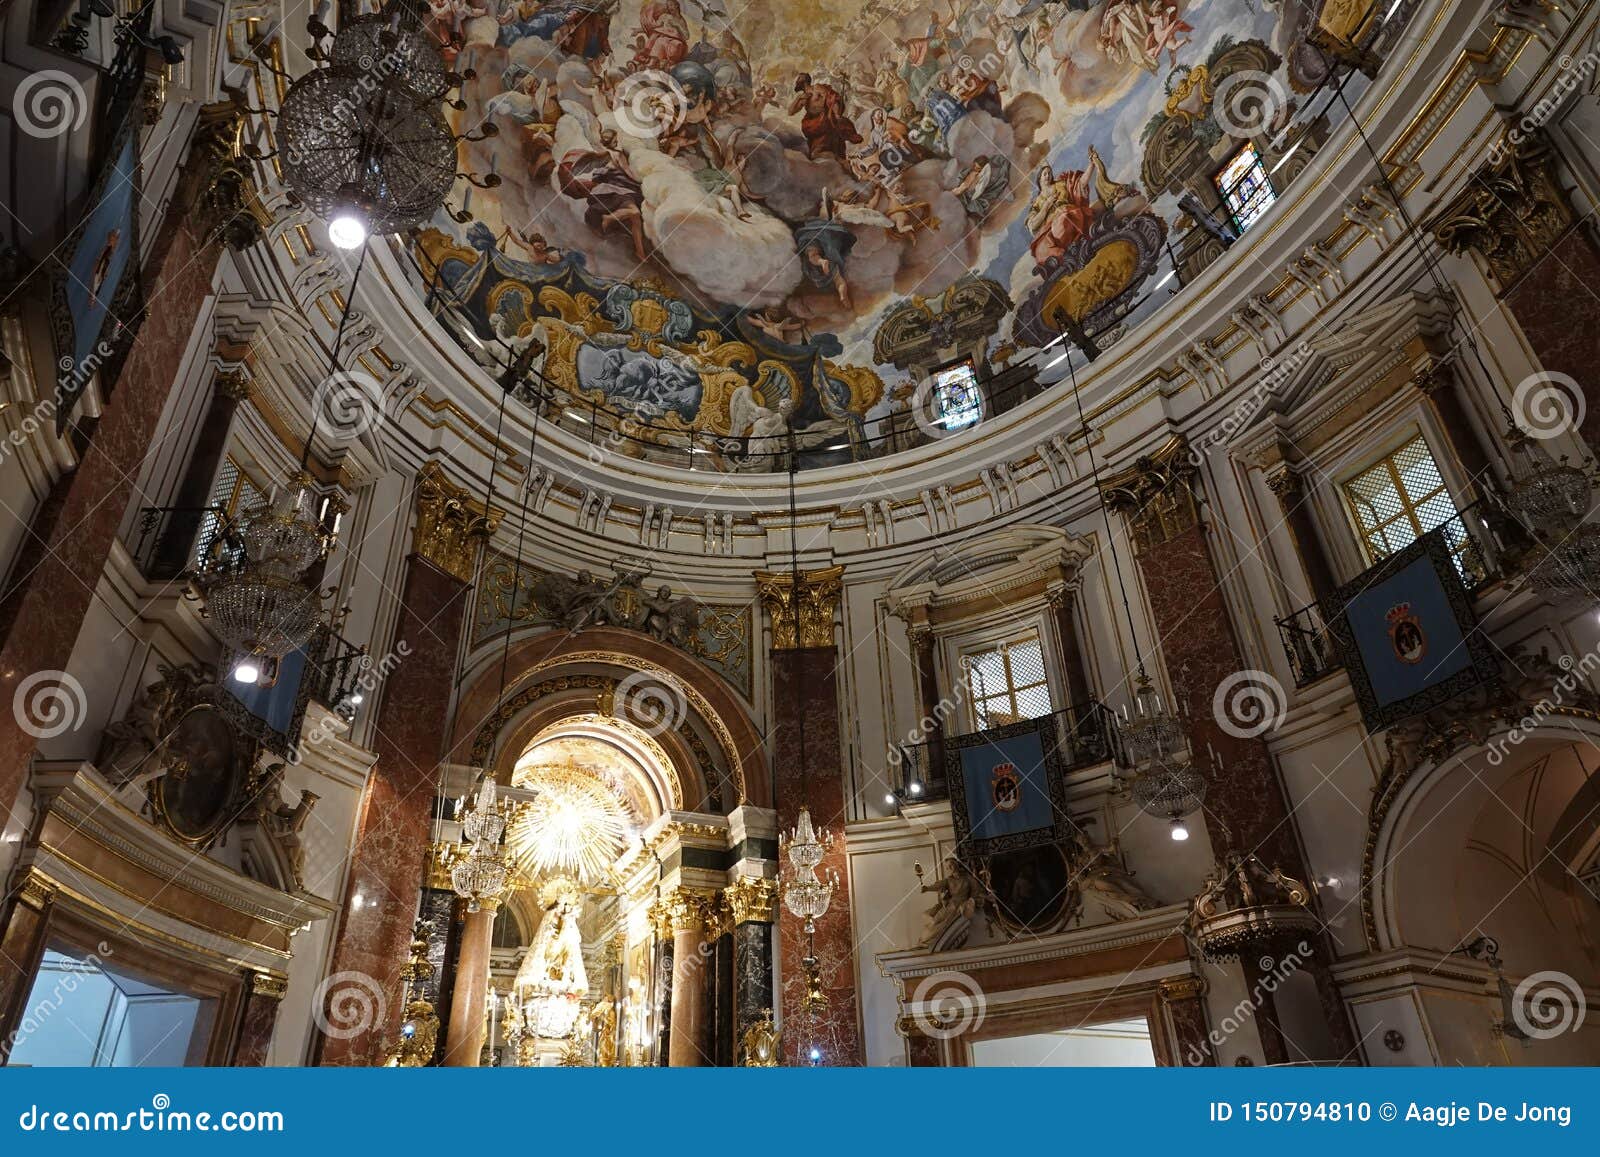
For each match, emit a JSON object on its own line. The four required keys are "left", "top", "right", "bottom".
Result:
{"left": 449, "top": 626, "right": 771, "bottom": 812}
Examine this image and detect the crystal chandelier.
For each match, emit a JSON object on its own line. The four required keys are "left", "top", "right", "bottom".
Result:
{"left": 450, "top": 776, "right": 509, "bottom": 912}
{"left": 1501, "top": 430, "right": 1600, "bottom": 604}
{"left": 782, "top": 807, "right": 838, "bottom": 934}
{"left": 1115, "top": 675, "right": 1189, "bottom": 769}
{"left": 1130, "top": 758, "right": 1208, "bottom": 842}
{"left": 272, "top": 5, "right": 498, "bottom": 249}
{"left": 198, "top": 471, "right": 328, "bottom": 681}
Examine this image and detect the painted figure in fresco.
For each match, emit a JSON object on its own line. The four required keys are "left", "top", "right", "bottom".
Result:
{"left": 513, "top": 228, "right": 566, "bottom": 264}
{"left": 789, "top": 73, "right": 862, "bottom": 161}
{"left": 629, "top": 0, "right": 690, "bottom": 71}
{"left": 1025, "top": 146, "right": 1132, "bottom": 271}
{"left": 426, "top": 0, "right": 488, "bottom": 64}
{"left": 947, "top": 54, "right": 1004, "bottom": 117}
{"left": 1146, "top": 1, "right": 1194, "bottom": 69}
{"left": 554, "top": 0, "right": 615, "bottom": 59}
{"left": 556, "top": 130, "right": 649, "bottom": 261}
{"left": 794, "top": 204, "right": 857, "bottom": 309}
{"left": 953, "top": 154, "right": 1012, "bottom": 220}
{"left": 1099, "top": 0, "right": 1163, "bottom": 73}
{"left": 496, "top": 0, "right": 572, "bottom": 45}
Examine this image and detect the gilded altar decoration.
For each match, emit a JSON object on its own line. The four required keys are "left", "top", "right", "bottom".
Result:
{"left": 386, "top": 921, "right": 442, "bottom": 1067}
{"left": 755, "top": 565, "right": 844, "bottom": 650}
{"left": 741, "top": 1010, "right": 781, "bottom": 1067}
{"left": 1099, "top": 435, "right": 1201, "bottom": 550}
{"left": 513, "top": 877, "right": 590, "bottom": 1040}
{"left": 414, "top": 460, "right": 501, "bottom": 583}
{"left": 726, "top": 876, "right": 779, "bottom": 925}
{"left": 1430, "top": 135, "right": 1576, "bottom": 289}
{"left": 472, "top": 555, "right": 753, "bottom": 697}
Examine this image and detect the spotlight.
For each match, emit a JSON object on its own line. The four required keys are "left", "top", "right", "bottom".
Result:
{"left": 327, "top": 190, "right": 370, "bottom": 249}
{"left": 1169, "top": 817, "right": 1190, "bottom": 842}
{"left": 884, "top": 793, "right": 896, "bottom": 807}
{"left": 908, "top": 780, "right": 923, "bottom": 797}
{"left": 807, "top": 1046, "right": 822, "bottom": 1066}
{"left": 232, "top": 659, "right": 261, "bottom": 685}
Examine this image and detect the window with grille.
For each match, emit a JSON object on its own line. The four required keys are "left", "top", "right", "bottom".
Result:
{"left": 1214, "top": 143, "right": 1276, "bottom": 234}
{"left": 195, "top": 457, "right": 263, "bottom": 567}
{"left": 963, "top": 633, "right": 1053, "bottom": 730}
{"left": 1342, "top": 434, "right": 1475, "bottom": 574}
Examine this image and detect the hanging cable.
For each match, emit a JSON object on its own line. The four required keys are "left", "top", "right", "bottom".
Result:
{"left": 302, "top": 240, "right": 371, "bottom": 471}
{"left": 1065, "top": 353, "right": 1150, "bottom": 685}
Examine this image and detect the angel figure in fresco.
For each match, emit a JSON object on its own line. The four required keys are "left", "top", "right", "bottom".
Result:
{"left": 789, "top": 73, "right": 862, "bottom": 161}
{"left": 1146, "top": 1, "right": 1193, "bottom": 70}
{"left": 426, "top": 0, "right": 488, "bottom": 64}
{"left": 628, "top": 0, "right": 690, "bottom": 72}
{"left": 1025, "top": 146, "right": 1132, "bottom": 271}
{"left": 745, "top": 306, "right": 811, "bottom": 346}
{"left": 1099, "top": 0, "right": 1160, "bottom": 73}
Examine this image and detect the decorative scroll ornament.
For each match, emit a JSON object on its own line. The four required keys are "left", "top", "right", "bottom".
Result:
{"left": 1430, "top": 136, "right": 1575, "bottom": 288}
{"left": 1099, "top": 436, "right": 1202, "bottom": 551}
{"left": 1187, "top": 850, "right": 1316, "bottom": 962}
{"left": 755, "top": 565, "right": 844, "bottom": 650}
{"left": 414, "top": 461, "right": 501, "bottom": 583}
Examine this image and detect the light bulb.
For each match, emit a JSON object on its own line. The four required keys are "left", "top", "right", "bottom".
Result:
{"left": 908, "top": 780, "right": 923, "bottom": 796}
{"left": 1169, "top": 818, "right": 1190, "bottom": 841}
{"left": 232, "top": 660, "right": 261, "bottom": 685}
{"left": 327, "top": 203, "right": 369, "bottom": 249}
{"left": 884, "top": 793, "right": 896, "bottom": 806}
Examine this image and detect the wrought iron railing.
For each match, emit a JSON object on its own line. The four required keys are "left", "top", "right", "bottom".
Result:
{"left": 305, "top": 624, "right": 368, "bottom": 714}
{"left": 128, "top": 504, "right": 234, "bottom": 581}
{"left": 890, "top": 699, "right": 1120, "bottom": 803}
{"left": 1275, "top": 500, "right": 1504, "bottom": 687}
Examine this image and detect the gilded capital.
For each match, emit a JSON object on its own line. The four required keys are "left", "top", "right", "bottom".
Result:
{"left": 1159, "top": 975, "right": 1208, "bottom": 1004}
{"left": 18, "top": 871, "right": 55, "bottom": 911}
{"left": 248, "top": 972, "right": 290, "bottom": 1001}
{"left": 1264, "top": 466, "right": 1302, "bottom": 505}
{"left": 414, "top": 461, "right": 501, "bottom": 583}
{"left": 215, "top": 367, "right": 253, "bottom": 402}
{"left": 652, "top": 887, "right": 718, "bottom": 936}
{"left": 755, "top": 565, "right": 844, "bottom": 650}
{"left": 1430, "top": 135, "right": 1574, "bottom": 288}
{"left": 725, "top": 876, "right": 778, "bottom": 925}
{"left": 1099, "top": 435, "right": 1201, "bottom": 551}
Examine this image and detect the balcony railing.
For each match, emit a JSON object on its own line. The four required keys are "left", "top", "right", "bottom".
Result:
{"left": 1275, "top": 501, "right": 1503, "bottom": 687}
{"left": 890, "top": 699, "right": 1120, "bottom": 803}
{"left": 128, "top": 505, "right": 234, "bottom": 581}
{"left": 305, "top": 625, "right": 368, "bottom": 715}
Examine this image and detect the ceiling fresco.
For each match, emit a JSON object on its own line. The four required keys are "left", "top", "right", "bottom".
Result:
{"left": 413, "top": 0, "right": 1368, "bottom": 447}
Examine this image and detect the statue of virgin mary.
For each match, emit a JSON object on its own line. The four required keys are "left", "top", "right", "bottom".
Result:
{"left": 515, "top": 878, "right": 589, "bottom": 1038}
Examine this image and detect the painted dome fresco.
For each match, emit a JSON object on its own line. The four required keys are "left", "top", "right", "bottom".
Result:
{"left": 413, "top": 0, "right": 1382, "bottom": 458}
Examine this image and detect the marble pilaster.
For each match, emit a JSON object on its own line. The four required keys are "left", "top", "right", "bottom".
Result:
{"left": 231, "top": 973, "right": 287, "bottom": 1066}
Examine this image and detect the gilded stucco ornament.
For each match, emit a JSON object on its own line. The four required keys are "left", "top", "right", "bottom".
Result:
{"left": 726, "top": 876, "right": 779, "bottom": 925}
{"left": 413, "top": 460, "right": 501, "bottom": 583}
{"left": 754, "top": 565, "right": 844, "bottom": 650}
{"left": 1099, "top": 436, "right": 1202, "bottom": 551}
{"left": 1430, "top": 135, "right": 1575, "bottom": 289}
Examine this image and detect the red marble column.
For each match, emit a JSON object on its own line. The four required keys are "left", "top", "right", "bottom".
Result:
{"left": 771, "top": 645, "right": 863, "bottom": 1067}
{"left": 0, "top": 211, "right": 222, "bottom": 829}
{"left": 231, "top": 975, "right": 285, "bottom": 1066}
{"left": 1102, "top": 445, "right": 1358, "bottom": 1061}
{"left": 316, "top": 552, "right": 473, "bottom": 1065}
{"left": 442, "top": 902, "right": 496, "bottom": 1067}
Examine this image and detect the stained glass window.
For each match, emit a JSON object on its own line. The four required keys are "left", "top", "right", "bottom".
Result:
{"left": 1214, "top": 144, "right": 1277, "bottom": 234}
{"left": 931, "top": 359, "right": 983, "bottom": 431}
